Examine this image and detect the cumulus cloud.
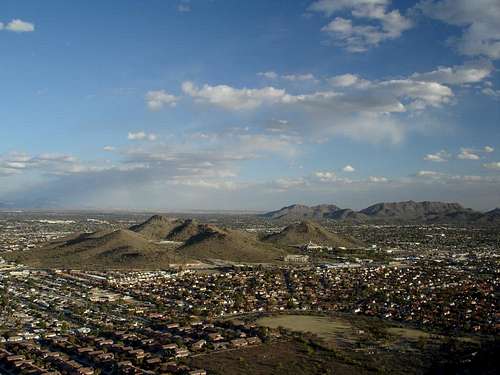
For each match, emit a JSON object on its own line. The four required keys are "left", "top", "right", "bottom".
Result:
{"left": 411, "top": 60, "right": 493, "bottom": 85}
{"left": 343, "top": 164, "right": 356, "bottom": 172}
{"left": 146, "top": 90, "right": 178, "bottom": 110}
{"left": 182, "top": 75, "right": 453, "bottom": 143}
{"left": 313, "top": 171, "right": 339, "bottom": 182}
{"left": 484, "top": 146, "right": 494, "bottom": 153}
{"left": 309, "top": 0, "right": 413, "bottom": 52}
{"left": 328, "top": 73, "right": 369, "bottom": 88}
{"left": 127, "top": 131, "right": 158, "bottom": 141}
{"left": 182, "top": 81, "right": 289, "bottom": 110}
{"left": 184, "top": 78, "right": 452, "bottom": 113}
{"left": 457, "top": 148, "right": 480, "bottom": 160}
{"left": 103, "top": 146, "right": 116, "bottom": 152}
{"left": 416, "top": 0, "right": 500, "bottom": 59}
{"left": 424, "top": 150, "right": 450, "bottom": 162}
{"left": 1, "top": 19, "right": 35, "bottom": 32}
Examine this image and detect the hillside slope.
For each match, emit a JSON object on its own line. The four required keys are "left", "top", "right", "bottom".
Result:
{"left": 179, "top": 224, "right": 286, "bottom": 263}
{"left": 129, "top": 215, "right": 182, "bottom": 240}
{"left": 262, "top": 221, "right": 364, "bottom": 248}
{"left": 8, "top": 229, "right": 182, "bottom": 269}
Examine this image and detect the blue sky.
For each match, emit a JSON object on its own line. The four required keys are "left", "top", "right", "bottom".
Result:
{"left": 1, "top": 0, "right": 499, "bottom": 211}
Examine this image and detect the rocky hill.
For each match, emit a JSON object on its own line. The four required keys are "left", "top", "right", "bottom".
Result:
{"left": 8, "top": 228, "right": 180, "bottom": 269}
{"left": 129, "top": 214, "right": 182, "bottom": 240}
{"left": 166, "top": 219, "right": 204, "bottom": 242}
{"left": 179, "top": 224, "right": 286, "bottom": 263}
{"left": 7, "top": 215, "right": 290, "bottom": 269}
{"left": 262, "top": 221, "right": 364, "bottom": 248}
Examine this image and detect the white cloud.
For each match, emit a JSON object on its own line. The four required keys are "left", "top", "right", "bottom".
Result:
{"left": 343, "top": 164, "right": 356, "bottom": 172}
{"left": 128, "top": 131, "right": 158, "bottom": 141}
{"left": 182, "top": 76, "right": 453, "bottom": 144}
{"left": 282, "top": 73, "right": 318, "bottom": 82}
{"left": 416, "top": 0, "right": 500, "bottom": 59}
{"left": 184, "top": 77, "right": 452, "bottom": 113}
{"left": 177, "top": 4, "right": 191, "bottom": 12}
{"left": 3, "top": 19, "right": 34, "bottom": 32}
{"left": 368, "top": 176, "right": 388, "bottom": 182}
{"left": 257, "top": 71, "right": 278, "bottom": 79}
{"left": 146, "top": 90, "right": 178, "bottom": 110}
{"left": 177, "top": 0, "right": 191, "bottom": 12}
{"left": 328, "top": 73, "right": 369, "bottom": 88}
{"left": 483, "top": 162, "right": 500, "bottom": 170}
{"left": 484, "top": 146, "right": 494, "bottom": 153}
{"left": 310, "top": 0, "right": 413, "bottom": 52}
{"left": 457, "top": 148, "right": 480, "bottom": 160}
{"left": 424, "top": 150, "right": 450, "bottom": 162}
{"left": 482, "top": 87, "right": 500, "bottom": 99}
{"left": 258, "top": 71, "right": 317, "bottom": 82}
{"left": 314, "top": 171, "right": 338, "bottom": 182}
{"left": 103, "top": 146, "right": 116, "bottom": 152}
{"left": 411, "top": 60, "right": 493, "bottom": 84}
{"left": 309, "top": 0, "right": 390, "bottom": 16}
{"left": 236, "top": 133, "right": 301, "bottom": 158}
{"left": 416, "top": 170, "right": 441, "bottom": 177}
{"left": 266, "top": 177, "right": 307, "bottom": 192}
{"left": 0, "top": 152, "right": 97, "bottom": 177}
{"left": 182, "top": 81, "right": 289, "bottom": 110}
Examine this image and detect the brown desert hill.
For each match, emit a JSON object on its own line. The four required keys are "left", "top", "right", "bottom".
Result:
{"left": 262, "top": 221, "right": 364, "bottom": 248}
{"left": 6, "top": 228, "right": 183, "bottom": 270}
{"left": 129, "top": 214, "right": 182, "bottom": 240}
{"left": 166, "top": 219, "right": 204, "bottom": 242}
{"left": 6, "top": 215, "right": 290, "bottom": 268}
{"left": 178, "top": 224, "right": 286, "bottom": 263}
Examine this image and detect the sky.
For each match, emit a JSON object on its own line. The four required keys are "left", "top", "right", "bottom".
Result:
{"left": 1, "top": 0, "right": 500, "bottom": 211}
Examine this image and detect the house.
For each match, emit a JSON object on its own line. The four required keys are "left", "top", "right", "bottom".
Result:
{"left": 283, "top": 254, "right": 309, "bottom": 263}
{"left": 230, "top": 338, "right": 248, "bottom": 348}
{"left": 191, "top": 340, "right": 206, "bottom": 351}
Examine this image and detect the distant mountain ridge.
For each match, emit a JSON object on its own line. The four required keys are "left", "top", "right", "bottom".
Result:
{"left": 263, "top": 201, "right": 499, "bottom": 224}
{"left": 263, "top": 204, "right": 341, "bottom": 220}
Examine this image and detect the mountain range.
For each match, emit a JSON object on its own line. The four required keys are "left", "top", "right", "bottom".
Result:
{"left": 262, "top": 201, "right": 500, "bottom": 224}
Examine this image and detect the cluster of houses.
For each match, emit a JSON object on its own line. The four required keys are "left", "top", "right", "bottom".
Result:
{"left": 0, "top": 317, "right": 269, "bottom": 374}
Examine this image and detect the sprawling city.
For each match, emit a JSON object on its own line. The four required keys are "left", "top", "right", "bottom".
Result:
{"left": 0, "top": 208, "right": 498, "bottom": 374}
{"left": 1, "top": 0, "right": 500, "bottom": 373}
